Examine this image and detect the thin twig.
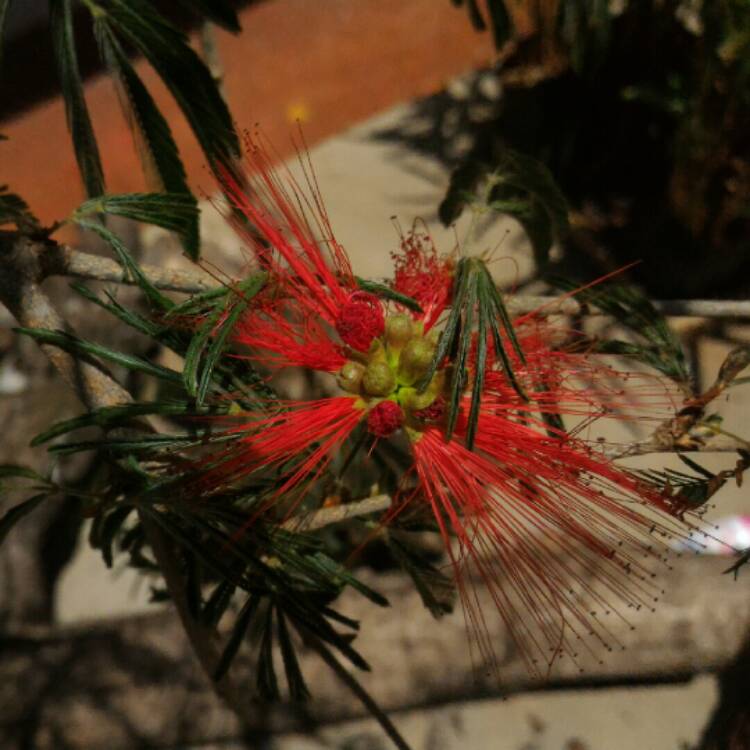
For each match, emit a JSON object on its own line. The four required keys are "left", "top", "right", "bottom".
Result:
{"left": 505, "top": 294, "right": 750, "bottom": 319}
{"left": 604, "top": 435, "right": 748, "bottom": 459}
{"left": 42, "top": 242, "right": 213, "bottom": 293}
{"left": 282, "top": 495, "right": 392, "bottom": 533}
{"left": 5, "top": 238, "right": 750, "bottom": 320}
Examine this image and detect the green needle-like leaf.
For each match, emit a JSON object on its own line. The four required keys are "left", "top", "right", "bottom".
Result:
{"left": 175, "top": 0, "right": 241, "bottom": 31}
{"left": 15, "top": 327, "right": 182, "bottom": 384}
{"left": 386, "top": 531, "right": 455, "bottom": 618}
{"left": 75, "top": 193, "right": 199, "bottom": 261}
{"left": 0, "top": 464, "right": 50, "bottom": 483}
{"left": 31, "top": 402, "right": 208, "bottom": 446}
{"left": 202, "top": 580, "right": 236, "bottom": 627}
{"left": 355, "top": 276, "right": 423, "bottom": 313}
{"left": 552, "top": 280, "right": 690, "bottom": 384}
{"left": 257, "top": 604, "right": 280, "bottom": 700}
{"left": 485, "top": 0, "right": 512, "bottom": 49}
{"left": 213, "top": 593, "right": 261, "bottom": 681}
{"left": 446, "top": 264, "right": 476, "bottom": 440}
{"left": 50, "top": 0, "right": 105, "bottom": 198}
{"left": 0, "top": 0, "right": 11, "bottom": 71}
{"left": 418, "top": 258, "right": 527, "bottom": 447}
{"left": 0, "top": 494, "right": 50, "bottom": 547}
{"left": 277, "top": 609, "right": 310, "bottom": 701}
{"left": 93, "top": 23, "right": 195, "bottom": 251}
{"left": 94, "top": 0, "right": 239, "bottom": 171}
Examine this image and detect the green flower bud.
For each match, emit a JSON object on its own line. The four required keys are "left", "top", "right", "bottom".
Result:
{"left": 337, "top": 361, "right": 365, "bottom": 393}
{"left": 397, "top": 336, "right": 436, "bottom": 386}
{"left": 385, "top": 314, "right": 414, "bottom": 349}
{"left": 400, "top": 370, "right": 445, "bottom": 410}
{"left": 362, "top": 361, "right": 397, "bottom": 396}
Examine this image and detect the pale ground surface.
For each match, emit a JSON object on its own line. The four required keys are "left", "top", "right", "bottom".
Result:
{"left": 55, "top": 103, "right": 750, "bottom": 749}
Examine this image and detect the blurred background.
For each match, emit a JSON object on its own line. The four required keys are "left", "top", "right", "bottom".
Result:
{"left": 1, "top": 2, "right": 750, "bottom": 749}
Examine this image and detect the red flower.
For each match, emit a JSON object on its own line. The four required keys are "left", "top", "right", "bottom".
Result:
{"left": 206, "top": 134, "right": 689, "bottom": 675}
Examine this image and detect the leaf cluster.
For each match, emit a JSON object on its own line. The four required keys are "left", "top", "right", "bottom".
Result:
{"left": 440, "top": 145, "right": 569, "bottom": 267}
{"left": 418, "top": 256, "right": 527, "bottom": 449}
{"left": 1, "top": 0, "right": 242, "bottom": 256}
{"left": 451, "top": 0, "right": 617, "bottom": 72}
{"left": 4, "top": 209, "right": 400, "bottom": 703}
{"left": 551, "top": 280, "right": 690, "bottom": 385}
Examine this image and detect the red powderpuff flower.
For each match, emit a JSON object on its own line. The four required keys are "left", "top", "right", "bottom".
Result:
{"left": 204, "top": 134, "right": 692, "bottom": 675}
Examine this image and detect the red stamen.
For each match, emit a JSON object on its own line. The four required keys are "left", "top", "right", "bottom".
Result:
{"left": 335, "top": 291, "right": 385, "bottom": 352}
{"left": 367, "top": 400, "right": 404, "bottom": 437}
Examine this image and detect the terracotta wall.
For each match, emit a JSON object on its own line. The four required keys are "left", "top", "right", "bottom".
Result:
{"left": 2, "top": 0, "right": 493, "bottom": 225}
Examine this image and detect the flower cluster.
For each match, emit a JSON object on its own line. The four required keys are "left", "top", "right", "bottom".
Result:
{"left": 206, "top": 135, "right": 689, "bottom": 674}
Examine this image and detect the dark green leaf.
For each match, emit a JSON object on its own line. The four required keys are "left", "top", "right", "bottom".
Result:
{"left": 31, "top": 402, "right": 203, "bottom": 446}
{"left": 202, "top": 580, "right": 236, "bottom": 627}
{"left": 309, "top": 553, "right": 389, "bottom": 607}
{"left": 485, "top": 0, "right": 512, "bottom": 49}
{"left": 552, "top": 281, "right": 690, "bottom": 383}
{"left": 15, "top": 327, "right": 182, "bottom": 384}
{"left": 277, "top": 609, "right": 310, "bottom": 701}
{"left": 440, "top": 148, "right": 569, "bottom": 267}
{"left": 71, "top": 283, "right": 170, "bottom": 341}
{"left": 0, "top": 0, "right": 11, "bottom": 70}
{"left": 50, "top": 0, "right": 105, "bottom": 197}
{"left": 282, "top": 594, "right": 369, "bottom": 671}
{"left": 73, "top": 222, "right": 174, "bottom": 311}
{"left": 213, "top": 593, "right": 261, "bottom": 681}
{"left": 75, "top": 193, "right": 199, "bottom": 261}
{"left": 93, "top": 22, "right": 195, "bottom": 253}
{"left": 0, "top": 494, "right": 49, "bottom": 547}
{"left": 355, "top": 276, "right": 423, "bottom": 313}
{"left": 257, "top": 604, "right": 280, "bottom": 700}
{"left": 92, "top": 505, "right": 133, "bottom": 568}
{"left": 0, "top": 464, "right": 49, "bottom": 483}
{"left": 418, "top": 258, "right": 526, "bottom": 446}
{"left": 182, "top": 274, "right": 264, "bottom": 403}
{"left": 94, "top": 0, "right": 239, "bottom": 171}
{"left": 386, "top": 531, "right": 455, "bottom": 618}
{"left": 175, "top": 0, "right": 241, "bottom": 31}
{"left": 197, "top": 276, "right": 264, "bottom": 404}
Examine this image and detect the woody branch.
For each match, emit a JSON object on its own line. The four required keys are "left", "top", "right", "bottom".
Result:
{"left": 2, "top": 236, "right": 750, "bottom": 320}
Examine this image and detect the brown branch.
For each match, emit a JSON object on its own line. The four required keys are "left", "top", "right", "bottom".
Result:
{"left": 505, "top": 294, "right": 750, "bottom": 319}
{"left": 0, "top": 236, "right": 133, "bottom": 409}
{"left": 6, "top": 237, "right": 750, "bottom": 320}
{"left": 40, "top": 241, "right": 214, "bottom": 293}
{"left": 605, "top": 434, "right": 747, "bottom": 459}
{"left": 282, "top": 494, "right": 392, "bottom": 533}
